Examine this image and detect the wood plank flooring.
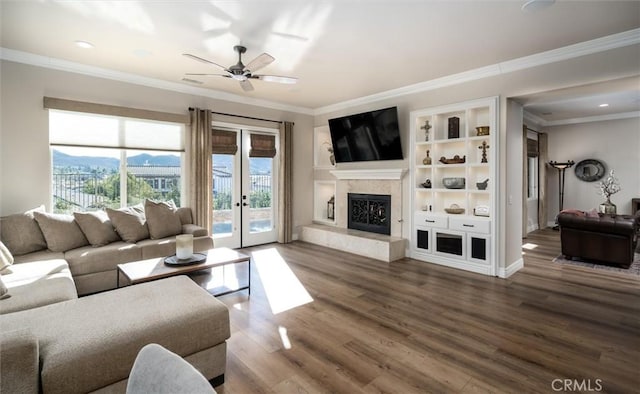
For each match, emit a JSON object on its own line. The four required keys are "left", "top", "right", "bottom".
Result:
{"left": 216, "top": 229, "right": 639, "bottom": 393}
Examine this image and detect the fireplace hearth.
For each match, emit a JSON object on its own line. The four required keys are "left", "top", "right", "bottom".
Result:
{"left": 347, "top": 193, "right": 391, "bottom": 235}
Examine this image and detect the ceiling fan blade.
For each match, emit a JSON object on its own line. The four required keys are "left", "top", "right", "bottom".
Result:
{"left": 244, "top": 53, "right": 275, "bottom": 74}
{"left": 185, "top": 73, "right": 230, "bottom": 77}
{"left": 239, "top": 79, "right": 254, "bottom": 92}
{"left": 254, "top": 75, "right": 298, "bottom": 84}
{"left": 182, "top": 53, "right": 227, "bottom": 70}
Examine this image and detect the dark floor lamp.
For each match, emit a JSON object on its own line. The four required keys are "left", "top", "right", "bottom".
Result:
{"left": 548, "top": 160, "right": 575, "bottom": 230}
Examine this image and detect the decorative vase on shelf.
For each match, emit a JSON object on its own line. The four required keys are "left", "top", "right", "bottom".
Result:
{"left": 422, "top": 150, "right": 432, "bottom": 165}
{"left": 598, "top": 198, "right": 616, "bottom": 215}
{"left": 329, "top": 153, "right": 335, "bottom": 166}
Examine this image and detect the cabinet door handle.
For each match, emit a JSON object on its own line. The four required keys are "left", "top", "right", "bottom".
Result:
{"left": 463, "top": 224, "right": 475, "bottom": 227}
{"left": 425, "top": 219, "right": 435, "bottom": 223}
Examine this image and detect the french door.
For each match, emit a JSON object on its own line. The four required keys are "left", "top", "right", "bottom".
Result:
{"left": 212, "top": 126, "right": 279, "bottom": 248}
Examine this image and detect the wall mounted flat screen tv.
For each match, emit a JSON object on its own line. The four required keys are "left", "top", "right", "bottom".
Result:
{"left": 328, "top": 106, "right": 403, "bottom": 163}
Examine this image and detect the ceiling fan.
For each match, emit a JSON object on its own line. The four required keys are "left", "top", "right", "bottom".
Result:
{"left": 183, "top": 45, "right": 297, "bottom": 92}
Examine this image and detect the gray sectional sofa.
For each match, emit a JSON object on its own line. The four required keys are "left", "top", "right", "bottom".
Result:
{"left": 0, "top": 202, "right": 230, "bottom": 393}
{"left": 1, "top": 201, "right": 214, "bottom": 295}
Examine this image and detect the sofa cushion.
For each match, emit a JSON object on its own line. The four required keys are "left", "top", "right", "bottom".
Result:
{"left": 0, "top": 241, "right": 14, "bottom": 272}
{"left": 64, "top": 242, "right": 141, "bottom": 276}
{"left": 34, "top": 211, "right": 89, "bottom": 252}
{"left": 182, "top": 224, "right": 208, "bottom": 237}
{"left": 13, "top": 250, "right": 65, "bottom": 264}
{"left": 0, "top": 259, "right": 77, "bottom": 314}
{"left": 0, "top": 276, "right": 9, "bottom": 300}
{"left": 0, "top": 205, "right": 47, "bottom": 256}
{"left": 145, "top": 200, "right": 182, "bottom": 240}
{"left": 73, "top": 210, "right": 120, "bottom": 247}
{"left": 106, "top": 207, "right": 149, "bottom": 243}
{"left": 0, "top": 276, "right": 230, "bottom": 394}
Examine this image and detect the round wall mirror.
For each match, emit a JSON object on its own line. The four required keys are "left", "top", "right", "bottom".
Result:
{"left": 574, "top": 159, "right": 606, "bottom": 182}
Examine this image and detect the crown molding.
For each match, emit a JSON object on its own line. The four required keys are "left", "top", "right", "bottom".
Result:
{"left": 523, "top": 111, "right": 547, "bottom": 128}
{"left": 544, "top": 111, "right": 640, "bottom": 127}
{"left": 0, "top": 47, "right": 315, "bottom": 115}
{"left": 2, "top": 28, "right": 638, "bottom": 118}
{"left": 314, "top": 28, "right": 640, "bottom": 115}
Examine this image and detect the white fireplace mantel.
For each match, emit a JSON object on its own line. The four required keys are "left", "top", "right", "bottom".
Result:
{"left": 330, "top": 169, "right": 408, "bottom": 180}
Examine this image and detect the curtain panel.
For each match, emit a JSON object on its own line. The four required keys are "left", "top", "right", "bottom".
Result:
{"left": 522, "top": 126, "right": 528, "bottom": 237}
{"left": 189, "top": 109, "right": 213, "bottom": 234}
{"left": 278, "top": 122, "right": 294, "bottom": 243}
{"left": 538, "top": 133, "right": 549, "bottom": 229}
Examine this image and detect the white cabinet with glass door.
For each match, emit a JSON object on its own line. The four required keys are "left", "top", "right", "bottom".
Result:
{"left": 212, "top": 124, "right": 279, "bottom": 249}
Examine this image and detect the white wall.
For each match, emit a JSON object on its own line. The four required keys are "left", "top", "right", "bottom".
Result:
{"left": 313, "top": 44, "right": 640, "bottom": 271}
{"left": 545, "top": 117, "right": 640, "bottom": 218}
{"left": 0, "top": 61, "right": 315, "bottom": 237}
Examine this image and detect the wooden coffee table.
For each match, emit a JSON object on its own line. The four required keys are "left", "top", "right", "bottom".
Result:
{"left": 117, "top": 247, "right": 250, "bottom": 296}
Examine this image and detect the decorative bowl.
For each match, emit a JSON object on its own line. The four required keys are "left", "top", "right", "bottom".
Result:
{"left": 442, "top": 177, "right": 465, "bottom": 189}
{"left": 444, "top": 204, "right": 465, "bottom": 214}
{"left": 476, "top": 126, "right": 490, "bottom": 136}
{"left": 476, "top": 178, "right": 489, "bottom": 190}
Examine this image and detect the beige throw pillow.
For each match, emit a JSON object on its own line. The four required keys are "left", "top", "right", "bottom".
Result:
{"left": 74, "top": 211, "right": 121, "bottom": 247}
{"left": 34, "top": 211, "right": 89, "bottom": 252}
{"left": 0, "top": 241, "right": 14, "bottom": 272}
{"left": 145, "top": 199, "right": 183, "bottom": 239}
{"left": 0, "top": 205, "right": 47, "bottom": 256}
{"left": 106, "top": 207, "right": 150, "bottom": 243}
{"left": 0, "top": 275, "right": 10, "bottom": 300}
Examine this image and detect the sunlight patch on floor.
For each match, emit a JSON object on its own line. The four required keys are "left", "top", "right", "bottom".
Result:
{"left": 522, "top": 243, "right": 539, "bottom": 250}
{"left": 253, "top": 248, "right": 313, "bottom": 314}
{"left": 278, "top": 326, "right": 292, "bottom": 350}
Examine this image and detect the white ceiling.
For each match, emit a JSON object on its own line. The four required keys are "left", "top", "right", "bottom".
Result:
{"left": 1, "top": 0, "right": 639, "bottom": 117}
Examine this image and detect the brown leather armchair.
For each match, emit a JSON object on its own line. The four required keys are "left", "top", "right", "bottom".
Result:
{"left": 557, "top": 212, "right": 639, "bottom": 268}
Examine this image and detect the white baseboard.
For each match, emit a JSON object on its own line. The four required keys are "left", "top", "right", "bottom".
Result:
{"left": 498, "top": 258, "right": 523, "bottom": 278}
{"left": 527, "top": 223, "right": 539, "bottom": 233}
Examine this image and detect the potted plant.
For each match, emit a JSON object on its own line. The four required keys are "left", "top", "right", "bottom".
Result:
{"left": 597, "top": 169, "right": 621, "bottom": 214}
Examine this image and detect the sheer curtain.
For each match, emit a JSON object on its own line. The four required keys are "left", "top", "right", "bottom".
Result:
{"left": 278, "top": 121, "right": 293, "bottom": 243}
{"left": 522, "top": 125, "right": 528, "bottom": 237}
{"left": 538, "top": 133, "right": 549, "bottom": 229}
{"left": 189, "top": 108, "right": 213, "bottom": 233}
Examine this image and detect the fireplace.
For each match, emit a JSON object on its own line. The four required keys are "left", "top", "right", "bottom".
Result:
{"left": 347, "top": 193, "right": 391, "bottom": 235}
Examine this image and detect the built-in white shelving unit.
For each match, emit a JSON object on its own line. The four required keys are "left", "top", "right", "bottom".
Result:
{"left": 409, "top": 97, "right": 499, "bottom": 276}
{"left": 313, "top": 180, "right": 336, "bottom": 225}
{"left": 313, "top": 126, "right": 335, "bottom": 169}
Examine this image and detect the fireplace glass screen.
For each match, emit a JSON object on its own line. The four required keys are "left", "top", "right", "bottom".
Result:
{"left": 436, "top": 232, "right": 463, "bottom": 256}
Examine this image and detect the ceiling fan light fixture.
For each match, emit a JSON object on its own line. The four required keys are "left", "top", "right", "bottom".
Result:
{"left": 521, "top": 0, "right": 555, "bottom": 12}
{"left": 75, "top": 40, "right": 94, "bottom": 49}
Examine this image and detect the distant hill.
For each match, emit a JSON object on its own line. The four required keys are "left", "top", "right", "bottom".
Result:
{"left": 54, "top": 149, "right": 271, "bottom": 173}
{"left": 53, "top": 150, "right": 119, "bottom": 170}
{"left": 53, "top": 149, "right": 180, "bottom": 170}
{"left": 127, "top": 153, "right": 181, "bottom": 166}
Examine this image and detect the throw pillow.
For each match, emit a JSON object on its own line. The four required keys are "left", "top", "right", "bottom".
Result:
{"left": 34, "top": 211, "right": 89, "bottom": 252}
{"left": 0, "top": 241, "right": 14, "bottom": 272}
{"left": 74, "top": 211, "right": 121, "bottom": 247}
{"left": 145, "top": 199, "right": 182, "bottom": 240}
{"left": 106, "top": 207, "right": 150, "bottom": 243}
{"left": 586, "top": 208, "right": 600, "bottom": 218}
{"left": 0, "top": 205, "right": 47, "bottom": 256}
{"left": 0, "top": 275, "right": 10, "bottom": 300}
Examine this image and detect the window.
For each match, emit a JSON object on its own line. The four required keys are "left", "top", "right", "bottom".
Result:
{"left": 50, "top": 110, "right": 185, "bottom": 214}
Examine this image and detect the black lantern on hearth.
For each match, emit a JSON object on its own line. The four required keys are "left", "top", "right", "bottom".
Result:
{"left": 327, "top": 196, "right": 335, "bottom": 220}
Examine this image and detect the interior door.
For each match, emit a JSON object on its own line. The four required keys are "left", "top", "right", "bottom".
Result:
{"left": 212, "top": 126, "right": 278, "bottom": 248}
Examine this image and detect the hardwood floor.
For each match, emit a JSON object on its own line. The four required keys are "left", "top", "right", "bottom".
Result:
{"left": 216, "top": 229, "right": 639, "bottom": 393}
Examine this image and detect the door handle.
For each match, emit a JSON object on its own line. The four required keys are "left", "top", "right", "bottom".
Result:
{"left": 235, "top": 203, "right": 240, "bottom": 207}
{"left": 243, "top": 202, "right": 248, "bottom": 207}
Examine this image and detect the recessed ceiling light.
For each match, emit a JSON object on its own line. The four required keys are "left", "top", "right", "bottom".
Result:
{"left": 599, "top": 103, "right": 609, "bottom": 107}
{"left": 75, "top": 40, "right": 94, "bottom": 49}
{"left": 522, "top": 0, "right": 556, "bottom": 12}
